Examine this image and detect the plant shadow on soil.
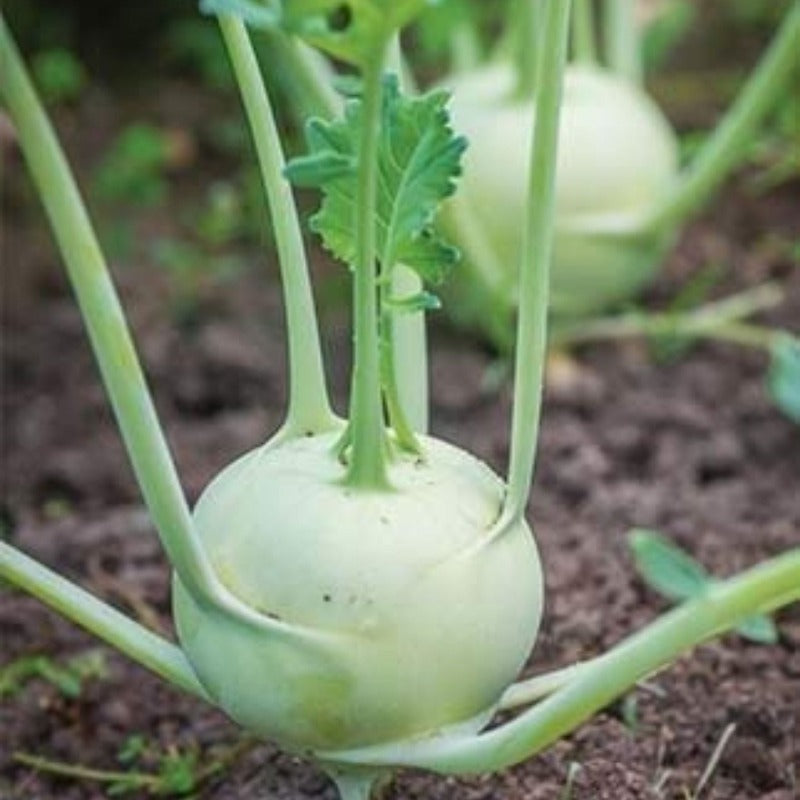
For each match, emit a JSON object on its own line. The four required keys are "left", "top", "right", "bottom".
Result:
{"left": 1, "top": 55, "right": 800, "bottom": 800}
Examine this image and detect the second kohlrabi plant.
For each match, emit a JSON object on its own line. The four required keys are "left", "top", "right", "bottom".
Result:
{"left": 1, "top": 3, "right": 799, "bottom": 799}
{"left": 434, "top": 0, "right": 800, "bottom": 424}
{"left": 438, "top": 0, "right": 800, "bottom": 322}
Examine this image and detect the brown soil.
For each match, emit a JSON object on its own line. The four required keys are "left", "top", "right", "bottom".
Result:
{"left": 2, "top": 65, "right": 800, "bottom": 800}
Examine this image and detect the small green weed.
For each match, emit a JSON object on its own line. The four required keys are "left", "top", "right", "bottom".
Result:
{"left": 0, "top": 649, "right": 108, "bottom": 699}
{"left": 630, "top": 530, "right": 778, "bottom": 644}
{"left": 14, "top": 735, "right": 257, "bottom": 797}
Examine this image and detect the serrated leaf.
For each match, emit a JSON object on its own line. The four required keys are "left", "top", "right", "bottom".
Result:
{"left": 394, "top": 227, "right": 460, "bottom": 285}
{"left": 735, "top": 614, "right": 779, "bottom": 644}
{"left": 287, "top": 74, "right": 465, "bottom": 289}
{"left": 283, "top": 150, "right": 355, "bottom": 186}
{"left": 767, "top": 333, "right": 800, "bottom": 424}
{"left": 629, "top": 528, "right": 710, "bottom": 601}
{"left": 200, "top": 0, "right": 431, "bottom": 65}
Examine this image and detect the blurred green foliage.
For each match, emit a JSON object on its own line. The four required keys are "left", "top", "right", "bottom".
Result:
{"left": 31, "top": 48, "right": 86, "bottom": 104}
{"left": 641, "top": 1, "right": 696, "bottom": 73}
{"left": 93, "top": 125, "right": 171, "bottom": 207}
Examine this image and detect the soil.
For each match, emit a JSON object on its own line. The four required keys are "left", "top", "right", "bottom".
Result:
{"left": 2, "top": 43, "right": 800, "bottom": 800}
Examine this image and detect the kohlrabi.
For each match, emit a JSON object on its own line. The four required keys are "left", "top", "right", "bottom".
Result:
{"left": 2, "top": 3, "right": 800, "bottom": 800}
{"left": 443, "top": 59, "right": 680, "bottom": 319}
{"left": 438, "top": 0, "right": 800, "bottom": 327}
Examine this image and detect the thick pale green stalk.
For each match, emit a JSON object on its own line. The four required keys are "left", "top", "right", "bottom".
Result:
{"left": 571, "top": 0, "right": 597, "bottom": 64}
{"left": 388, "top": 266, "right": 429, "bottom": 436}
{"left": 324, "top": 547, "right": 800, "bottom": 771}
{"left": 513, "top": 0, "right": 541, "bottom": 98}
{"left": 218, "top": 15, "right": 335, "bottom": 435}
{"left": 346, "top": 48, "right": 390, "bottom": 488}
{"left": 502, "top": 0, "right": 572, "bottom": 525}
{"left": 645, "top": 2, "right": 800, "bottom": 233}
{"left": 386, "top": 38, "right": 429, "bottom": 436}
{"left": 0, "top": 543, "right": 207, "bottom": 699}
{"left": 603, "top": 0, "right": 641, "bottom": 81}
{"left": 0, "top": 16, "right": 221, "bottom": 608}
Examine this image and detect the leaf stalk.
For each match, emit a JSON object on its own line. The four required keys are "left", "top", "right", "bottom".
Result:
{"left": 502, "top": 0, "right": 573, "bottom": 525}
{"left": 0, "top": 14, "right": 220, "bottom": 608}
{"left": 346, "top": 45, "right": 391, "bottom": 489}
{"left": 218, "top": 14, "right": 336, "bottom": 437}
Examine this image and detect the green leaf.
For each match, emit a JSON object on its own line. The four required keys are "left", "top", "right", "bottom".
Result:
{"left": 767, "top": 333, "right": 800, "bottom": 424}
{"left": 630, "top": 529, "right": 780, "bottom": 646}
{"left": 200, "top": 0, "right": 431, "bottom": 65}
{"left": 286, "top": 74, "right": 466, "bottom": 289}
{"left": 735, "top": 614, "right": 779, "bottom": 644}
{"left": 283, "top": 149, "right": 355, "bottom": 186}
{"left": 629, "top": 528, "right": 710, "bottom": 601}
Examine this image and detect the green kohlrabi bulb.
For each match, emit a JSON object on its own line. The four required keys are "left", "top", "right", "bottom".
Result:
{"left": 444, "top": 63, "right": 680, "bottom": 319}
{"left": 173, "top": 431, "right": 543, "bottom": 753}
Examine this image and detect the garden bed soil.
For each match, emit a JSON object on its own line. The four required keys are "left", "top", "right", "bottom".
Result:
{"left": 2, "top": 80, "right": 800, "bottom": 800}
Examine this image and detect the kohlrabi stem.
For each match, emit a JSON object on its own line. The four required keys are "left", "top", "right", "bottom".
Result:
{"left": 266, "top": 31, "right": 342, "bottom": 119}
{"left": 385, "top": 39, "right": 429, "bottom": 437}
{"left": 499, "top": 660, "right": 596, "bottom": 710}
{"left": 551, "top": 282, "right": 785, "bottom": 351}
{"left": 502, "top": 0, "right": 572, "bottom": 526}
{"left": 346, "top": 47, "right": 390, "bottom": 489}
{"left": 380, "top": 310, "right": 423, "bottom": 454}
{"left": 571, "top": 0, "right": 598, "bottom": 64}
{"left": 603, "top": 0, "right": 642, "bottom": 82}
{"left": 323, "top": 546, "right": 800, "bottom": 771}
{"left": 379, "top": 268, "right": 424, "bottom": 450}
{"left": 0, "top": 542, "right": 207, "bottom": 699}
{"left": 645, "top": 2, "right": 800, "bottom": 234}
{"left": 328, "top": 767, "right": 388, "bottom": 800}
{"left": 218, "top": 15, "right": 336, "bottom": 436}
{"left": 422, "top": 547, "right": 800, "bottom": 774}
{"left": 0, "top": 15, "right": 223, "bottom": 609}
{"left": 512, "top": 0, "right": 540, "bottom": 98}
{"left": 388, "top": 266, "right": 430, "bottom": 437}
